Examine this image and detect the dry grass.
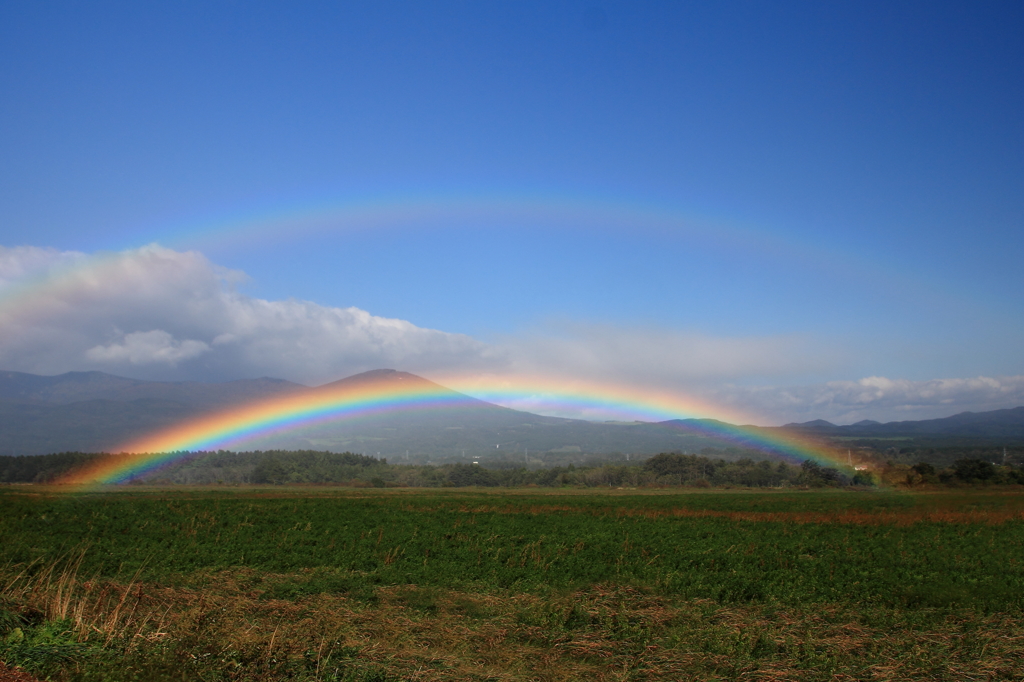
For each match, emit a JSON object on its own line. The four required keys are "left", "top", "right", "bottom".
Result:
{"left": 4, "top": 559, "right": 1024, "bottom": 681}
{"left": 1, "top": 550, "right": 170, "bottom": 652}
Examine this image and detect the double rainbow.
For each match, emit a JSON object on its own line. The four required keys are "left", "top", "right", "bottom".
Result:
{"left": 5, "top": 193, "right": 856, "bottom": 487}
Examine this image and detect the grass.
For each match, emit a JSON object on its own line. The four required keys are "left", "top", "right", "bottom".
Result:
{"left": 1, "top": 487, "right": 1023, "bottom": 680}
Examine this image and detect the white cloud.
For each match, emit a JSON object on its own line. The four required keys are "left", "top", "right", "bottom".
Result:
{"left": 0, "top": 244, "right": 493, "bottom": 383}
{"left": 496, "top": 323, "right": 836, "bottom": 388}
{"left": 86, "top": 330, "right": 210, "bottom": 365}
{"left": 712, "top": 375, "right": 1024, "bottom": 425}
{"left": 0, "top": 245, "right": 86, "bottom": 286}
{"left": 2, "top": 244, "right": 1022, "bottom": 425}
{"left": 5, "top": 244, "right": 817, "bottom": 389}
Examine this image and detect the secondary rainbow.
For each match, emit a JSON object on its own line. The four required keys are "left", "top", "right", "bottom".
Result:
{"left": 58, "top": 372, "right": 849, "bottom": 486}
{"left": 3, "top": 193, "right": 856, "bottom": 345}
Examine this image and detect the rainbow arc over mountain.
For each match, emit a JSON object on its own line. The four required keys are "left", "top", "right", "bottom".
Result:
{"left": 6, "top": 193, "right": 858, "bottom": 487}
{"left": 58, "top": 370, "right": 845, "bottom": 486}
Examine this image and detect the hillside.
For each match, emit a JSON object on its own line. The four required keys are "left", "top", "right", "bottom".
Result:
{"left": 0, "top": 369, "right": 730, "bottom": 457}
{"left": 0, "top": 370, "right": 304, "bottom": 408}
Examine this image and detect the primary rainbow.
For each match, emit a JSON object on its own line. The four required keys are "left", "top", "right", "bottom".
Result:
{"left": 440, "top": 373, "right": 838, "bottom": 464}
{"left": 58, "top": 371, "right": 848, "bottom": 486}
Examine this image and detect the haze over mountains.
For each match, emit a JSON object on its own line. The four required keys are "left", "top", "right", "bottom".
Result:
{"left": 1, "top": 369, "right": 1022, "bottom": 458}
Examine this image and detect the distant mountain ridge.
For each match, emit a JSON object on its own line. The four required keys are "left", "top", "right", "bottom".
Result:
{"left": 783, "top": 406, "right": 1024, "bottom": 439}
{"left": 0, "top": 370, "right": 304, "bottom": 408}
{"left": 0, "top": 369, "right": 1022, "bottom": 457}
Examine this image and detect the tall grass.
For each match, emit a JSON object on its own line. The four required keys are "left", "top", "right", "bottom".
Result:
{"left": 0, "top": 548, "right": 177, "bottom": 681}
{"left": 0, "top": 551, "right": 396, "bottom": 680}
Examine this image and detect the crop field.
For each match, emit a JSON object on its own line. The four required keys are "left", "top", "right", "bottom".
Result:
{"left": 2, "top": 487, "right": 1024, "bottom": 681}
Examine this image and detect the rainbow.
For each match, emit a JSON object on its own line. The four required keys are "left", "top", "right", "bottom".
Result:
{"left": 161, "top": 192, "right": 733, "bottom": 251}
{"left": 2, "top": 193, "right": 855, "bottom": 352}
{"left": 6, "top": 193, "right": 863, "bottom": 487}
{"left": 439, "top": 373, "right": 837, "bottom": 463}
{"left": 58, "top": 371, "right": 848, "bottom": 486}
{"left": 150, "top": 191, "right": 852, "bottom": 281}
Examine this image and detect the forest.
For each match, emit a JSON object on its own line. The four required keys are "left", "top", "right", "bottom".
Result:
{"left": 3, "top": 447, "right": 1023, "bottom": 489}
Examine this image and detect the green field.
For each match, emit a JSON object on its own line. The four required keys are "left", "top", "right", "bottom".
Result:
{"left": 2, "top": 487, "right": 1024, "bottom": 680}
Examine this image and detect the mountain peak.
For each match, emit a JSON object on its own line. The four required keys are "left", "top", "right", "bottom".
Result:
{"left": 315, "top": 369, "right": 440, "bottom": 391}
{"left": 782, "top": 419, "right": 837, "bottom": 430}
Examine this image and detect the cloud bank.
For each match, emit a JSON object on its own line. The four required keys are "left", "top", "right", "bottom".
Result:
{"left": 500, "top": 323, "right": 836, "bottom": 386}
{"left": 1, "top": 244, "right": 1021, "bottom": 424}
{"left": 713, "top": 375, "right": 1024, "bottom": 425}
{"left": 0, "top": 245, "right": 494, "bottom": 384}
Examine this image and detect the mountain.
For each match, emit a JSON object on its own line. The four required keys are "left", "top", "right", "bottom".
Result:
{"left": 781, "top": 419, "right": 837, "bottom": 432}
{"left": 0, "top": 398, "right": 198, "bottom": 456}
{"left": 0, "top": 370, "right": 304, "bottom": 408}
{"left": 0, "top": 370, "right": 306, "bottom": 455}
{"left": 1, "top": 369, "right": 1022, "bottom": 457}
{"left": 0, "top": 369, "right": 732, "bottom": 457}
{"left": 260, "top": 370, "right": 731, "bottom": 459}
{"left": 782, "top": 407, "right": 1024, "bottom": 440}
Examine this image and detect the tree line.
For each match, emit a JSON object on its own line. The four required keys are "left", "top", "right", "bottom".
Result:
{"left": 2, "top": 449, "right": 1022, "bottom": 488}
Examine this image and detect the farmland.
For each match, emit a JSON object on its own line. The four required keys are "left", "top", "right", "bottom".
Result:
{"left": 2, "top": 487, "right": 1024, "bottom": 680}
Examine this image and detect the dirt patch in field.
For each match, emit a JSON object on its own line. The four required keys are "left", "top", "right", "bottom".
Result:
{"left": 438, "top": 501, "right": 1024, "bottom": 525}
{"left": 646, "top": 506, "right": 1024, "bottom": 525}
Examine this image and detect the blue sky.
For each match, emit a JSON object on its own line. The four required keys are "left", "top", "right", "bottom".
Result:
{"left": 1, "top": 1, "right": 1022, "bottom": 424}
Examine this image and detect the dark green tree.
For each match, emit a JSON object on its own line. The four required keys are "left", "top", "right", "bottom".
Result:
{"left": 251, "top": 457, "right": 288, "bottom": 484}
{"left": 912, "top": 462, "right": 935, "bottom": 476}
{"left": 953, "top": 459, "right": 996, "bottom": 482}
